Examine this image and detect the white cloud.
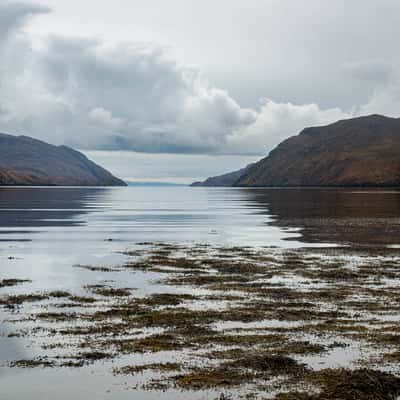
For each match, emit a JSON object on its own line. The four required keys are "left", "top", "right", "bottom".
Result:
{"left": 227, "top": 100, "right": 351, "bottom": 154}
{"left": 0, "top": 19, "right": 258, "bottom": 153}
{"left": 88, "top": 107, "right": 125, "bottom": 130}
{"left": 358, "top": 81, "right": 400, "bottom": 118}
{"left": 0, "top": 2, "right": 400, "bottom": 157}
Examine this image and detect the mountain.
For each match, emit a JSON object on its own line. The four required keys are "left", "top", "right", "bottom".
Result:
{"left": 236, "top": 114, "right": 400, "bottom": 187}
{"left": 191, "top": 164, "right": 253, "bottom": 187}
{"left": 127, "top": 181, "right": 187, "bottom": 187}
{"left": 0, "top": 133, "right": 126, "bottom": 186}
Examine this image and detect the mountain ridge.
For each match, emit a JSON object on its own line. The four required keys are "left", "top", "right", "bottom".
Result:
{"left": 191, "top": 164, "right": 254, "bottom": 187}
{"left": 236, "top": 114, "right": 400, "bottom": 187}
{"left": 0, "top": 133, "right": 126, "bottom": 186}
{"left": 192, "top": 114, "right": 400, "bottom": 188}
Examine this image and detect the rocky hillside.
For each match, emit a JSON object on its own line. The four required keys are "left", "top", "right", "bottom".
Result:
{"left": 191, "top": 164, "right": 253, "bottom": 187}
{"left": 0, "top": 133, "right": 126, "bottom": 186}
{"left": 236, "top": 115, "right": 400, "bottom": 187}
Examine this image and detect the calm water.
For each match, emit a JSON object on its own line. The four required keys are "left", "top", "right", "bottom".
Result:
{"left": 1, "top": 186, "right": 400, "bottom": 399}
{"left": 1, "top": 186, "right": 400, "bottom": 251}
{"left": 1, "top": 186, "right": 400, "bottom": 309}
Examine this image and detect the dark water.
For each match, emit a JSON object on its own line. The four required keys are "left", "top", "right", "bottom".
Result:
{"left": 241, "top": 188, "right": 400, "bottom": 246}
{"left": 1, "top": 186, "right": 400, "bottom": 399}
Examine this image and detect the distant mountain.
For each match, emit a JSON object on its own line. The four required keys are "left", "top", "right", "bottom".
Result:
{"left": 127, "top": 181, "right": 187, "bottom": 187}
{"left": 236, "top": 115, "right": 400, "bottom": 187}
{"left": 0, "top": 133, "right": 126, "bottom": 186}
{"left": 191, "top": 164, "right": 253, "bottom": 187}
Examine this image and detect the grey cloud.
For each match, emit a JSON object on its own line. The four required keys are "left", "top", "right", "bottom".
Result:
{"left": 0, "top": 1, "right": 49, "bottom": 40}
{"left": 0, "top": 26, "right": 258, "bottom": 153}
{"left": 343, "top": 61, "right": 396, "bottom": 85}
{"left": 1, "top": 2, "right": 400, "bottom": 156}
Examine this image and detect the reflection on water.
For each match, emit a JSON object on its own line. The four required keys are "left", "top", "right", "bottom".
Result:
{"left": 0, "top": 187, "right": 107, "bottom": 228}
{"left": 243, "top": 188, "right": 400, "bottom": 246}
{"left": 0, "top": 187, "right": 298, "bottom": 249}
{"left": 1, "top": 186, "right": 400, "bottom": 247}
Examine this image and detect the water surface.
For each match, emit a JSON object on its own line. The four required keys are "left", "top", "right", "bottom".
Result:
{"left": 1, "top": 186, "right": 400, "bottom": 399}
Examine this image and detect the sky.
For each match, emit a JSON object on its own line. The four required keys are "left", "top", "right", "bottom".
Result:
{"left": 1, "top": 0, "right": 400, "bottom": 183}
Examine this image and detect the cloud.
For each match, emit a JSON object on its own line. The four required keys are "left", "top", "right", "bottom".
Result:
{"left": 344, "top": 61, "right": 400, "bottom": 117}
{"left": 359, "top": 84, "right": 400, "bottom": 117}
{"left": 0, "top": 25, "right": 258, "bottom": 153}
{"left": 227, "top": 100, "right": 350, "bottom": 154}
{"left": 342, "top": 60, "right": 396, "bottom": 85}
{"left": 0, "top": 1, "right": 49, "bottom": 40}
{"left": 84, "top": 150, "right": 259, "bottom": 183}
{"left": 0, "top": 3, "right": 399, "bottom": 156}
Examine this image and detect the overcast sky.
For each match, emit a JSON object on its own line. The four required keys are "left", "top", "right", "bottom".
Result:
{"left": 1, "top": 1, "right": 400, "bottom": 182}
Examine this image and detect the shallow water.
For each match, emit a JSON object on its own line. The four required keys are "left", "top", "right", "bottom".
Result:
{"left": 1, "top": 186, "right": 400, "bottom": 399}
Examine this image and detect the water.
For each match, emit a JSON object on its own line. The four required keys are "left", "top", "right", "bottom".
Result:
{"left": 2, "top": 186, "right": 400, "bottom": 250}
{"left": 2, "top": 186, "right": 400, "bottom": 399}
{"left": 0, "top": 187, "right": 302, "bottom": 294}
{"left": 0, "top": 186, "right": 302, "bottom": 248}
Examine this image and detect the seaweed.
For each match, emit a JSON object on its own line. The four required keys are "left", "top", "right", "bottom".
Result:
{"left": 4, "top": 243, "right": 400, "bottom": 398}
{"left": 0, "top": 279, "right": 31, "bottom": 288}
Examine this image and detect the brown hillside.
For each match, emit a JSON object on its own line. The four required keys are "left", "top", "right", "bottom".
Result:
{"left": 236, "top": 115, "right": 400, "bottom": 187}
{"left": 0, "top": 133, "right": 126, "bottom": 186}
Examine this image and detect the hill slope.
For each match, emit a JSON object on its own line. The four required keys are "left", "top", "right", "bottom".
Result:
{"left": 191, "top": 165, "right": 253, "bottom": 187}
{"left": 236, "top": 115, "right": 400, "bottom": 187}
{"left": 0, "top": 133, "right": 126, "bottom": 186}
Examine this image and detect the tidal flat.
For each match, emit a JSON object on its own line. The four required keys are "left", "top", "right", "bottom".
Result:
{"left": 2, "top": 242, "right": 400, "bottom": 399}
